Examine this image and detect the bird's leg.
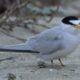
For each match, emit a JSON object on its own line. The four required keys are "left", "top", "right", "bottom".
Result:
{"left": 58, "top": 58, "right": 64, "bottom": 66}
{"left": 51, "top": 59, "right": 53, "bottom": 65}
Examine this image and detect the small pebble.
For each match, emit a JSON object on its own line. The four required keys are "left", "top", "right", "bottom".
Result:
{"left": 49, "top": 69, "right": 53, "bottom": 71}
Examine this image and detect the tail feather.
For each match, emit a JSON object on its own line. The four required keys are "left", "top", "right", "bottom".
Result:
{"left": 0, "top": 43, "right": 39, "bottom": 53}
{"left": 0, "top": 48, "right": 39, "bottom": 53}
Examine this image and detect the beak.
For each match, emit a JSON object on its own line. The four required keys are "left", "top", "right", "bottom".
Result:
{"left": 73, "top": 24, "right": 80, "bottom": 29}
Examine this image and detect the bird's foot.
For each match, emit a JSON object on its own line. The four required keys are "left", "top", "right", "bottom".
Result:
{"left": 58, "top": 58, "right": 65, "bottom": 67}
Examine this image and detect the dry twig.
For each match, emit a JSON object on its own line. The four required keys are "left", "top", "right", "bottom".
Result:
{"left": 0, "top": 0, "right": 31, "bottom": 26}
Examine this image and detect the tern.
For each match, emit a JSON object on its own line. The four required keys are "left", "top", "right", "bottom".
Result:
{"left": 0, "top": 16, "right": 80, "bottom": 66}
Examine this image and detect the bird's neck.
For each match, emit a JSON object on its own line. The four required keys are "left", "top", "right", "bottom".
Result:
{"left": 60, "top": 23, "right": 80, "bottom": 35}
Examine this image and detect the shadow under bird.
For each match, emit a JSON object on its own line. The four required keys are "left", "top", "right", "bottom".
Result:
{"left": 0, "top": 16, "right": 80, "bottom": 66}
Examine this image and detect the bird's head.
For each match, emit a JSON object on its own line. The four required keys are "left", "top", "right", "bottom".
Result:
{"left": 62, "top": 16, "right": 80, "bottom": 29}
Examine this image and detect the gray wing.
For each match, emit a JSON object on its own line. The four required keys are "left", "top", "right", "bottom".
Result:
{"left": 31, "top": 37, "right": 63, "bottom": 55}
{"left": 27, "top": 28, "right": 64, "bottom": 54}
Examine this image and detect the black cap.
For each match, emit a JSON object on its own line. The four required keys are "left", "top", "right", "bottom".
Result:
{"left": 62, "top": 16, "right": 78, "bottom": 25}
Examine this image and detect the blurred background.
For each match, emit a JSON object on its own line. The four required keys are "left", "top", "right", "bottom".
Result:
{"left": 0, "top": 0, "right": 80, "bottom": 43}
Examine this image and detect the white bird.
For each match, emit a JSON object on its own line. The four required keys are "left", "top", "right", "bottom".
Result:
{"left": 0, "top": 16, "right": 80, "bottom": 66}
